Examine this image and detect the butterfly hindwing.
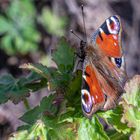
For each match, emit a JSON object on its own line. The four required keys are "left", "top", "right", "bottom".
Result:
{"left": 81, "top": 46, "right": 125, "bottom": 117}
{"left": 81, "top": 63, "right": 105, "bottom": 117}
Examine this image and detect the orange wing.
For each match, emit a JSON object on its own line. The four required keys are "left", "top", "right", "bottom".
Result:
{"left": 92, "top": 15, "right": 122, "bottom": 58}
{"left": 96, "top": 31, "right": 122, "bottom": 57}
{"left": 80, "top": 15, "right": 126, "bottom": 118}
{"left": 81, "top": 65, "right": 105, "bottom": 118}
{"left": 92, "top": 15, "right": 126, "bottom": 73}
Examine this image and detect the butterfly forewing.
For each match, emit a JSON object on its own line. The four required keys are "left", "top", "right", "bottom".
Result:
{"left": 92, "top": 15, "right": 126, "bottom": 81}
{"left": 92, "top": 15, "right": 122, "bottom": 58}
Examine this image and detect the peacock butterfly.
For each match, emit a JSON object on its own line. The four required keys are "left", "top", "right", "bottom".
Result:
{"left": 73, "top": 15, "right": 127, "bottom": 118}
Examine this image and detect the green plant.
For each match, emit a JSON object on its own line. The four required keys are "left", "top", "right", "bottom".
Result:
{"left": 38, "top": 8, "right": 68, "bottom": 36}
{"left": 0, "top": 38, "right": 140, "bottom": 140}
{"left": 0, "top": 0, "right": 40, "bottom": 55}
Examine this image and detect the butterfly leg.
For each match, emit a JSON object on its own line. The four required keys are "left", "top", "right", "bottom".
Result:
{"left": 73, "top": 46, "right": 85, "bottom": 73}
{"left": 73, "top": 58, "right": 84, "bottom": 73}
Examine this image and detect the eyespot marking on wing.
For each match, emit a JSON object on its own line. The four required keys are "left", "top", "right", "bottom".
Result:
{"left": 81, "top": 65, "right": 105, "bottom": 115}
{"left": 115, "top": 58, "right": 122, "bottom": 68}
{"left": 111, "top": 56, "right": 125, "bottom": 70}
{"left": 106, "top": 16, "right": 120, "bottom": 35}
{"left": 91, "top": 15, "right": 122, "bottom": 57}
{"left": 81, "top": 89, "right": 93, "bottom": 113}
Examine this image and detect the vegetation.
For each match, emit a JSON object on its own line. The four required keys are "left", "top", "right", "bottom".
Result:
{"left": 0, "top": 38, "right": 139, "bottom": 139}
{"left": 0, "top": 0, "right": 140, "bottom": 140}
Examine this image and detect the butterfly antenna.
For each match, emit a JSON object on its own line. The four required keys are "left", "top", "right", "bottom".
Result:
{"left": 70, "top": 29, "right": 83, "bottom": 41}
{"left": 81, "top": 4, "right": 87, "bottom": 43}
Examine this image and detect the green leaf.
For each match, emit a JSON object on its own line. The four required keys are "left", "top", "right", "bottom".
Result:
{"left": 66, "top": 71, "right": 82, "bottom": 102}
{"left": 98, "top": 106, "right": 131, "bottom": 134}
{"left": 20, "top": 62, "right": 73, "bottom": 90}
{"left": 65, "top": 71, "right": 83, "bottom": 118}
{"left": 0, "top": 0, "right": 40, "bottom": 55}
{"left": 78, "top": 116, "right": 109, "bottom": 140}
{"left": 0, "top": 72, "right": 47, "bottom": 104}
{"left": 120, "top": 75, "right": 140, "bottom": 140}
{"left": 38, "top": 8, "right": 67, "bottom": 36}
{"left": 20, "top": 63, "right": 55, "bottom": 80}
{"left": 107, "top": 130, "right": 130, "bottom": 140}
{"left": 43, "top": 115, "right": 77, "bottom": 140}
{"left": 24, "top": 72, "right": 48, "bottom": 92}
{"left": 121, "top": 103, "right": 140, "bottom": 140}
{"left": 17, "top": 125, "right": 31, "bottom": 131}
{"left": 19, "top": 94, "right": 76, "bottom": 140}
{"left": 40, "top": 95, "right": 58, "bottom": 114}
{"left": 20, "top": 106, "right": 41, "bottom": 124}
{"left": 123, "top": 75, "right": 140, "bottom": 107}
{"left": 20, "top": 94, "right": 57, "bottom": 125}
{"left": 27, "top": 120, "right": 47, "bottom": 140}
{"left": 0, "top": 16, "right": 11, "bottom": 33}
{"left": 52, "top": 37, "right": 74, "bottom": 73}
{"left": 10, "top": 120, "right": 47, "bottom": 140}
{"left": 0, "top": 74, "right": 15, "bottom": 85}
{"left": 0, "top": 74, "right": 30, "bottom": 104}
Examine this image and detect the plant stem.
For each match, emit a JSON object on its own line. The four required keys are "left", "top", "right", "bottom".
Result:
{"left": 109, "top": 131, "right": 129, "bottom": 140}
{"left": 23, "top": 98, "right": 30, "bottom": 110}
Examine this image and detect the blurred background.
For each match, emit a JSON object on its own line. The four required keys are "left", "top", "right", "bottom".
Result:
{"left": 0, "top": 0, "right": 140, "bottom": 137}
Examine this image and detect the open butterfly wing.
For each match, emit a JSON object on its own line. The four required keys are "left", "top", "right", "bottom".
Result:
{"left": 81, "top": 64, "right": 105, "bottom": 117}
{"left": 81, "top": 54, "right": 125, "bottom": 117}
{"left": 93, "top": 56, "right": 125, "bottom": 111}
{"left": 81, "top": 15, "right": 127, "bottom": 117}
{"left": 92, "top": 15, "right": 122, "bottom": 58}
{"left": 92, "top": 15, "right": 126, "bottom": 81}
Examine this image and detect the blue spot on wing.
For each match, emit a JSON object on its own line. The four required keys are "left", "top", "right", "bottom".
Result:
{"left": 115, "top": 58, "right": 122, "bottom": 68}
{"left": 91, "top": 29, "right": 99, "bottom": 44}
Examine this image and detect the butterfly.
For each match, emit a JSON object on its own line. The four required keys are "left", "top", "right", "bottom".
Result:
{"left": 73, "top": 15, "right": 127, "bottom": 118}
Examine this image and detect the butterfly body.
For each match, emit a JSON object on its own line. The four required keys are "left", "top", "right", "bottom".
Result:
{"left": 74, "top": 15, "right": 127, "bottom": 118}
